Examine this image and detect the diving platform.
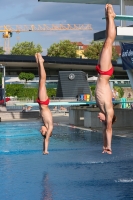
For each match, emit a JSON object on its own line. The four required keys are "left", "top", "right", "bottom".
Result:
{"left": 14, "top": 100, "right": 132, "bottom": 107}
{"left": 102, "top": 15, "right": 133, "bottom": 21}
{"left": 99, "top": 15, "right": 133, "bottom": 40}
{"left": 38, "top": 0, "right": 133, "bottom": 6}
{"left": 15, "top": 101, "right": 96, "bottom": 106}
{"left": 94, "top": 26, "right": 133, "bottom": 42}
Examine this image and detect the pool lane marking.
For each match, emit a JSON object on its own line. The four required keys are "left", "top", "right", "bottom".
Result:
{"left": 53, "top": 123, "right": 98, "bottom": 132}
{"left": 54, "top": 123, "right": 132, "bottom": 138}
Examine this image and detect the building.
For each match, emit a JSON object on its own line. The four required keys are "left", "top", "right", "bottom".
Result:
{"left": 75, "top": 42, "right": 121, "bottom": 59}
{"left": 75, "top": 42, "right": 88, "bottom": 59}
{"left": 0, "top": 54, "right": 128, "bottom": 82}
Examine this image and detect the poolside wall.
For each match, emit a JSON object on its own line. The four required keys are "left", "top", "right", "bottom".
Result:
{"left": 69, "top": 106, "right": 89, "bottom": 126}
{"left": 0, "top": 105, "right": 7, "bottom": 111}
{"left": 69, "top": 107, "right": 133, "bottom": 128}
{"left": 0, "top": 111, "right": 40, "bottom": 121}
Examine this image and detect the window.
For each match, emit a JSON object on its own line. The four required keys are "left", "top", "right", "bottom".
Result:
{"left": 78, "top": 46, "right": 83, "bottom": 50}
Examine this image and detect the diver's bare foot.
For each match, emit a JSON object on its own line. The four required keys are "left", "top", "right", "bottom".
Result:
{"left": 35, "top": 53, "right": 39, "bottom": 64}
{"left": 43, "top": 151, "right": 49, "bottom": 155}
{"left": 38, "top": 53, "right": 44, "bottom": 63}
{"left": 106, "top": 149, "right": 112, "bottom": 155}
{"left": 102, "top": 146, "right": 107, "bottom": 153}
{"left": 105, "top": 4, "right": 109, "bottom": 18}
{"left": 107, "top": 4, "right": 116, "bottom": 19}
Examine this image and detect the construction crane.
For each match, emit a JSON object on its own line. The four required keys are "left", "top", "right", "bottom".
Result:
{"left": 0, "top": 24, "right": 92, "bottom": 54}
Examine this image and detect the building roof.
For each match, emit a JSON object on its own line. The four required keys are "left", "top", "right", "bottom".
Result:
{"left": 75, "top": 42, "right": 83, "bottom": 46}
{"left": 38, "top": 0, "right": 133, "bottom": 6}
{"left": 0, "top": 54, "right": 126, "bottom": 78}
{"left": 83, "top": 45, "right": 88, "bottom": 50}
{"left": 0, "top": 54, "right": 120, "bottom": 67}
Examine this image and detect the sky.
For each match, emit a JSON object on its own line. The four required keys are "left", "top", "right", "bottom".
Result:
{"left": 0, "top": 0, "right": 132, "bottom": 55}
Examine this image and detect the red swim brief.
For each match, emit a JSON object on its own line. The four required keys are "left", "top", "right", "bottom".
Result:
{"left": 36, "top": 98, "right": 50, "bottom": 105}
{"left": 96, "top": 65, "right": 114, "bottom": 76}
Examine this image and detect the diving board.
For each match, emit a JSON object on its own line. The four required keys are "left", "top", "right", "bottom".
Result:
{"left": 14, "top": 100, "right": 127, "bottom": 107}
{"left": 15, "top": 101, "right": 97, "bottom": 106}
{"left": 102, "top": 15, "right": 133, "bottom": 21}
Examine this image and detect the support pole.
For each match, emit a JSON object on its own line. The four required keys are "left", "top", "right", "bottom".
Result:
{"left": 120, "top": 0, "right": 133, "bottom": 89}
{"left": 0, "top": 64, "right": 6, "bottom": 105}
{"left": 120, "top": 0, "right": 126, "bottom": 26}
{"left": 3, "top": 66, "right": 5, "bottom": 105}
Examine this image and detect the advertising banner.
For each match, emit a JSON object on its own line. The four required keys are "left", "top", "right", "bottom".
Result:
{"left": 121, "top": 43, "right": 133, "bottom": 70}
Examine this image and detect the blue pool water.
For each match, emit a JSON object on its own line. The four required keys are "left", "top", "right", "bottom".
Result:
{"left": 0, "top": 121, "right": 133, "bottom": 200}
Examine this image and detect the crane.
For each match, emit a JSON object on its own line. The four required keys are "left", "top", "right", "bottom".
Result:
{"left": 0, "top": 24, "right": 93, "bottom": 54}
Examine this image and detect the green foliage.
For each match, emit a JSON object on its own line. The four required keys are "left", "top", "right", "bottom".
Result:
{"left": 6, "top": 84, "right": 57, "bottom": 99}
{"left": 11, "top": 41, "right": 43, "bottom": 55}
{"left": 47, "top": 88, "right": 56, "bottom": 97}
{"left": 90, "top": 85, "right": 96, "bottom": 97}
{"left": 90, "top": 85, "right": 124, "bottom": 99}
{"left": 17, "top": 88, "right": 56, "bottom": 99}
{"left": 18, "top": 72, "right": 35, "bottom": 83}
{"left": 0, "top": 72, "right": 2, "bottom": 84}
{"left": 83, "top": 41, "right": 119, "bottom": 61}
{"left": 6, "top": 84, "right": 24, "bottom": 97}
{"left": 47, "top": 40, "right": 77, "bottom": 58}
{"left": 112, "top": 46, "right": 119, "bottom": 61}
{"left": 0, "top": 47, "right": 5, "bottom": 54}
{"left": 17, "top": 88, "right": 38, "bottom": 99}
{"left": 114, "top": 86, "right": 124, "bottom": 98}
{"left": 110, "top": 74, "right": 114, "bottom": 79}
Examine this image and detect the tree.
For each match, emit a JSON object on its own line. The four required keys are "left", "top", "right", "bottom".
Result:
{"left": 47, "top": 40, "right": 77, "bottom": 58}
{"left": 114, "top": 86, "right": 124, "bottom": 98}
{"left": 83, "top": 41, "right": 119, "bottom": 61}
{"left": 90, "top": 85, "right": 96, "bottom": 97}
{"left": 11, "top": 42, "right": 43, "bottom": 55}
{"left": 18, "top": 72, "right": 35, "bottom": 83}
{"left": 0, "top": 47, "right": 5, "bottom": 54}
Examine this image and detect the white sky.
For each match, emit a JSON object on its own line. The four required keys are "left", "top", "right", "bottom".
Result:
{"left": 0, "top": 0, "right": 132, "bottom": 55}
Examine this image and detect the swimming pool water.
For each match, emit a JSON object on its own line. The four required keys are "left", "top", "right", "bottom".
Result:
{"left": 0, "top": 121, "right": 133, "bottom": 200}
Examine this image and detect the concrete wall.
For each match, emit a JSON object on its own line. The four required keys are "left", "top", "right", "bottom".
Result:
{"left": 0, "top": 105, "right": 7, "bottom": 111}
{"left": 84, "top": 108, "right": 102, "bottom": 128}
{"left": 113, "top": 108, "right": 133, "bottom": 128}
{"left": 0, "top": 111, "right": 40, "bottom": 121}
{"left": 69, "top": 106, "right": 90, "bottom": 126}
{"left": 69, "top": 106, "right": 133, "bottom": 128}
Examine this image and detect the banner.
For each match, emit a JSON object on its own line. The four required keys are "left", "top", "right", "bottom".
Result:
{"left": 121, "top": 43, "right": 133, "bottom": 70}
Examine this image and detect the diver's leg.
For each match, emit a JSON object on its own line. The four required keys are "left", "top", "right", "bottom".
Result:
{"left": 99, "top": 4, "right": 116, "bottom": 71}
{"left": 102, "top": 126, "right": 107, "bottom": 153}
{"left": 35, "top": 53, "right": 48, "bottom": 101}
